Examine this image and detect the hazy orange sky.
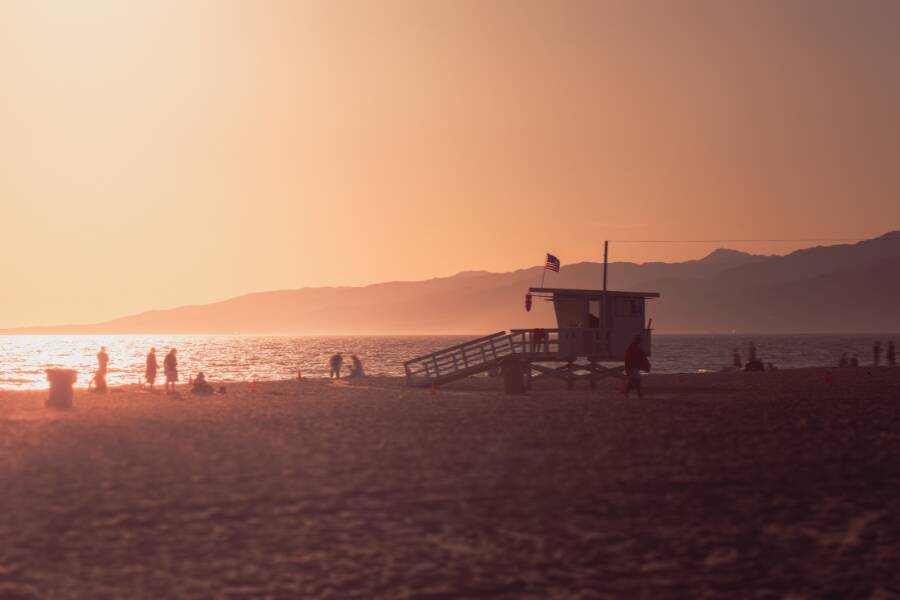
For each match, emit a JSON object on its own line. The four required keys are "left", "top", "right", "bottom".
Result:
{"left": 1, "top": 0, "right": 899, "bottom": 327}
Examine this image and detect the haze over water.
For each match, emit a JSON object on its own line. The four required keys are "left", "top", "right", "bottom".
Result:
{"left": 1, "top": 334, "right": 893, "bottom": 391}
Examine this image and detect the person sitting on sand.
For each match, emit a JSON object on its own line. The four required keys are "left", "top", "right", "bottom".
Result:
{"left": 164, "top": 348, "right": 178, "bottom": 393}
{"left": 348, "top": 354, "right": 365, "bottom": 378}
{"left": 623, "top": 335, "right": 649, "bottom": 399}
{"left": 330, "top": 353, "right": 343, "bottom": 379}
{"left": 146, "top": 348, "right": 159, "bottom": 389}
{"left": 191, "top": 372, "right": 215, "bottom": 395}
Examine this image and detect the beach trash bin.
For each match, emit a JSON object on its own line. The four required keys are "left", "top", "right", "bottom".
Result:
{"left": 501, "top": 356, "right": 526, "bottom": 395}
{"left": 46, "top": 369, "right": 77, "bottom": 409}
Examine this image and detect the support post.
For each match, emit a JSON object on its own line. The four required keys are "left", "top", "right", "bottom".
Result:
{"left": 602, "top": 240, "right": 609, "bottom": 357}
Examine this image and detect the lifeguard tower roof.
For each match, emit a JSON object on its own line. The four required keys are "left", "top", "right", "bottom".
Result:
{"left": 528, "top": 287, "right": 660, "bottom": 298}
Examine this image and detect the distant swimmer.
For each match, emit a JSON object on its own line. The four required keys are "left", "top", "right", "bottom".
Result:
{"left": 146, "top": 348, "right": 159, "bottom": 389}
{"left": 330, "top": 353, "right": 343, "bottom": 379}
{"left": 164, "top": 348, "right": 178, "bottom": 393}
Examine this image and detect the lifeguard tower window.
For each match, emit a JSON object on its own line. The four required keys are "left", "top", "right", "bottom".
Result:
{"left": 616, "top": 297, "right": 643, "bottom": 316}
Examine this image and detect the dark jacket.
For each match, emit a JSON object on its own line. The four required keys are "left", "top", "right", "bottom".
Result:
{"left": 624, "top": 341, "right": 647, "bottom": 372}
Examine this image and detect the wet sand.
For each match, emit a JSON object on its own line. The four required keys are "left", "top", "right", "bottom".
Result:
{"left": 1, "top": 368, "right": 899, "bottom": 598}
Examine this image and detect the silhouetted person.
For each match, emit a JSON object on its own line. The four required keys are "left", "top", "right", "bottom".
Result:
{"left": 90, "top": 346, "right": 109, "bottom": 393}
{"left": 888, "top": 341, "right": 896, "bottom": 367}
{"left": 874, "top": 341, "right": 882, "bottom": 367}
{"left": 349, "top": 354, "right": 365, "bottom": 378}
{"left": 744, "top": 341, "right": 764, "bottom": 372}
{"left": 164, "top": 348, "right": 178, "bottom": 393}
{"left": 145, "top": 348, "right": 159, "bottom": 389}
{"left": 530, "top": 328, "right": 546, "bottom": 353}
{"left": 330, "top": 353, "right": 343, "bottom": 379}
{"left": 849, "top": 354, "right": 860, "bottom": 368}
{"left": 191, "top": 372, "right": 214, "bottom": 395}
{"left": 732, "top": 348, "right": 742, "bottom": 370}
{"left": 623, "top": 335, "right": 649, "bottom": 399}
{"left": 838, "top": 353, "right": 849, "bottom": 368}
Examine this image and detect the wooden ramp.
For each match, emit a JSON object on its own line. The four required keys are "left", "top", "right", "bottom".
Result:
{"left": 403, "top": 331, "right": 518, "bottom": 387}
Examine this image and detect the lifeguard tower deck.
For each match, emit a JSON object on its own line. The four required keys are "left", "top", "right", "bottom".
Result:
{"left": 403, "top": 287, "right": 659, "bottom": 389}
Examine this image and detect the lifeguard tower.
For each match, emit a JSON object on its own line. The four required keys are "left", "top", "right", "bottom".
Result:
{"left": 403, "top": 285, "right": 660, "bottom": 389}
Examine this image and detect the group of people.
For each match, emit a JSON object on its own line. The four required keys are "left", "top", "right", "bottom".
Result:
{"left": 732, "top": 341, "right": 766, "bottom": 372}
{"left": 143, "top": 348, "right": 180, "bottom": 392}
{"left": 839, "top": 340, "right": 896, "bottom": 368}
{"left": 89, "top": 347, "right": 367, "bottom": 393}
{"left": 329, "top": 353, "right": 365, "bottom": 379}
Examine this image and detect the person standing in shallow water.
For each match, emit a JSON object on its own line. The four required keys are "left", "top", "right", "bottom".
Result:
{"left": 874, "top": 341, "right": 882, "bottom": 367}
{"left": 330, "top": 353, "right": 343, "bottom": 379}
{"left": 623, "top": 335, "right": 649, "bottom": 399}
{"left": 145, "top": 348, "right": 159, "bottom": 389}
{"left": 888, "top": 341, "right": 896, "bottom": 367}
{"left": 164, "top": 348, "right": 178, "bottom": 393}
{"left": 732, "top": 348, "right": 742, "bottom": 370}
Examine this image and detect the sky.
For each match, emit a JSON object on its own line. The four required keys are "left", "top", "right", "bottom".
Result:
{"left": 1, "top": 0, "right": 899, "bottom": 328}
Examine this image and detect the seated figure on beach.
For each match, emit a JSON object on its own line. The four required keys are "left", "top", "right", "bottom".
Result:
{"left": 348, "top": 354, "right": 365, "bottom": 378}
{"left": 330, "top": 353, "right": 343, "bottom": 379}
{"left": 191, "top": 372, "right": 215, "bottom": 395}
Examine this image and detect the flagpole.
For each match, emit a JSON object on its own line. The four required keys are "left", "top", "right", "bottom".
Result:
{"left": 540, "top": 267, "right": 546, "bottom": 288}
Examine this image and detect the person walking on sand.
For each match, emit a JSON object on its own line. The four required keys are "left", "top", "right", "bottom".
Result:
{"left": 888, "top": 341, "right": 896, "bottom": 367}
{"left": 874, "top": 341, "right": 882, "bottom": 367}
{"left": 145, "top": 348, "right": 159, "bottom": 389}
{"left": 623, "top": 335, "right": 649, "bottom": 399}
{"left": 164, "top": 348, "right": 178, "bottom": 393}
{"left": 329, "top": 353, "right": 343, "bottom": 379}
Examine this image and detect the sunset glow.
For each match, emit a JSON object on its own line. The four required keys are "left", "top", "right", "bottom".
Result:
{"left": 2, "top": 0, "right": 899, "bottom": 329}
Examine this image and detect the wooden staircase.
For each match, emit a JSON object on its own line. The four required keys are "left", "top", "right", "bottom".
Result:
{"left": 403, "top": 331, "right": 520, "bottom": 387}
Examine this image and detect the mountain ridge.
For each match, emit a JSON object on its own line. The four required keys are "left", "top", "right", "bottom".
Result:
{"left": 3, "top": 235, "right": 898, "bottom": 334}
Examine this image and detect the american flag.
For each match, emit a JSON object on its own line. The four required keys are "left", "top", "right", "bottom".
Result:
{"left": 545, "top": 253, "right": 560, "bottom": 272}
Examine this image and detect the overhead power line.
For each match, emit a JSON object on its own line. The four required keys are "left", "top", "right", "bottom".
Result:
{"left": 607, "top": 238, "right": 877, "bottom": 244}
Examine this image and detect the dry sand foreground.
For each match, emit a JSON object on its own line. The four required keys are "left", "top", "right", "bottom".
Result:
{"left": 1, "top": 369, "right": 900, "bottom": 599}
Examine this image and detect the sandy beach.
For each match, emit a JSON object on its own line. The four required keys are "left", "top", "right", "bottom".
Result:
{"left": 1, "top": 369, "right": 899, "bottom": 598}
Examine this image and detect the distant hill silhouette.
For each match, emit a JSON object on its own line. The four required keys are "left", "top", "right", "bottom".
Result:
{"left": 5, "top": 232, "right": 900, "bottom": 334}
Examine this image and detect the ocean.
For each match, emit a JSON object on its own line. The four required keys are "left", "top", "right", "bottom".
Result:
{"left": 0, "top": 334, "right": 895, "bottom": 390}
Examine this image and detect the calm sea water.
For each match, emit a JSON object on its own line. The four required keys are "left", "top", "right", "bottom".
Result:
{"left": 0, "top": 334, "right": 896, "bottom": 390}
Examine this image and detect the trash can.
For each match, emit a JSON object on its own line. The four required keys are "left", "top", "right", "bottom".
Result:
{"left": 46, "top": 369, "right": 77, "bottom": 409}
{"left": 501, "top": 356, "right": 526, "bottom": 395}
